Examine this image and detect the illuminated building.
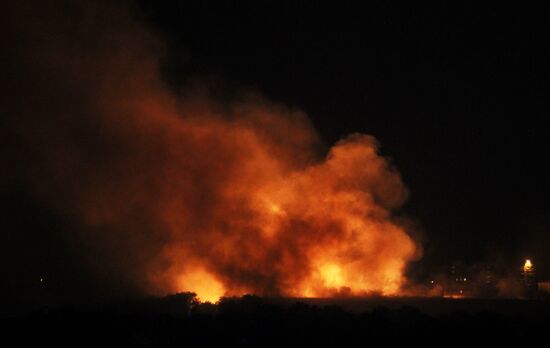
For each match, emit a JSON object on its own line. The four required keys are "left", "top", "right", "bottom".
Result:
{"left": 521, "top": 259, "right": 537, "bottom": 298}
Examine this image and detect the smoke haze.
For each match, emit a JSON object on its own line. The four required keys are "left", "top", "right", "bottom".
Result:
{"left": 1, "top": 1, "right": 420, "bottom": 303}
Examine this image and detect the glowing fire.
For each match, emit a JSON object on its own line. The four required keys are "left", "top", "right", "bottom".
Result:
{"left": 176, "top": 269, "right": 225, "bottom": 303}
{"left": 154, "top": 132, "right": 419, "bottom": 302}
{"left": 523, "top": 259, "right": 533, "bottom": 272}
{"left": 5, "top": 1, "right": 422, "bottom": 302}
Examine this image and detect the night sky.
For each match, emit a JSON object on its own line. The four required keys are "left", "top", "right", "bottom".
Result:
{"left": 136, "top": 2, "right": 550, "bottom": 271}
{"left": 2, "top": 1, "right": 550, "bottom": 306}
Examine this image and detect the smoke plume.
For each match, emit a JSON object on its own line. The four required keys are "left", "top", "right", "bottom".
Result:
{"left": 1, "top": 1, "right": 420, "bottom": 302}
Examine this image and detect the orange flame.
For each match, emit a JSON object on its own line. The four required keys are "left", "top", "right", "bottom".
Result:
{"left": 523, "top": 259, "right": 533, "bottom": 272}
{"left": 3, "top": 1, "right": 421, "bottom": 302}
{"left": 145, "top": 117, "right": 420, "bottom": 301}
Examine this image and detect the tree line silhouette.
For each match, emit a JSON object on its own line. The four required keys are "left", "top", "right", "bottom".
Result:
{"left": 3, "top": 293, "right": 550, "bottom": 347}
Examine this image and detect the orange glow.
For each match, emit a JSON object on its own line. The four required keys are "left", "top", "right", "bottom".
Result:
{"left": 149, "top": 131, "right": 419, "bottom": 300}
{"left": 444, "top": 294, "right": 467, "bottom": 299}
{"left": 176, "top": 269, "right": 225, "bottom": 303}
{"left": 4, "top": 0, "right": 422, "bottom": 302}
{"left": 319, "top": 263, "right": 345, "bottom": 288}
{"left": 523, "top": 259, "right": 533, "bottom": 272}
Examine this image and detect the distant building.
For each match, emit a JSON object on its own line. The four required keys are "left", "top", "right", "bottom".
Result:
{"left": 521, "top": 259, "right": 538, "bottom": 298}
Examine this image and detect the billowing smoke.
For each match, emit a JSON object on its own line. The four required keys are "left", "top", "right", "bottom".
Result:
{"left": 1, "top": 1, "right": 420, "bottom": 302}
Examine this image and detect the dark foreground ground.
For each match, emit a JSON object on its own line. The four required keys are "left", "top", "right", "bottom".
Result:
{"left": 3, "top": 294, "right": 550, "bottom": 347}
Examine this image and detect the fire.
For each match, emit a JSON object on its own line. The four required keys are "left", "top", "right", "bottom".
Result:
{"left": 3, "top": 0, "right": 422, "bottom": 302}
{"left": 176, "top": 269, "right": 225, "bottom": 303}
{"left": 319, "top": 263, "right": 345, "bottom": 288}
{"left": 156, "top": 132, "right": 419, "bottom": 301}
{"left": 523, "top": 259, "right": 533, "bottom": 272}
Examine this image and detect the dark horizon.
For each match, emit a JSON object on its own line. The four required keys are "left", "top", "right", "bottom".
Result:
{"left": 4, "top": 292, "right": 550, "bottom": 347}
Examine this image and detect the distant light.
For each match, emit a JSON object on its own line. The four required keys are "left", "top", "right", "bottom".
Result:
{"left": 523, "top": 259, "right": 533, "bottom": 273}
{"left": 40, "top": 278, "right": 44, "bottom": 282}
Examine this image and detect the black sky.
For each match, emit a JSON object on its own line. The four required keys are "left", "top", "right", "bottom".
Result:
{"left": 135, "top": 1, "right": 550, "bottom": 274}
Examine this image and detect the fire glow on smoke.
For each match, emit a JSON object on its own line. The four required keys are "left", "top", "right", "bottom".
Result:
{"left": 151, "top": 124, "right": 420, "bottom": 302}
{"left": 3, "top": 1, "right": 421, "bottom": 303}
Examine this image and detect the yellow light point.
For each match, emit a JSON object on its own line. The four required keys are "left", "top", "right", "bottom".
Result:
{"left": 177, "top": 269, "right": 225, "bottom": 303}
{"left": 523, "top": 259, "right": 533, "bottom": 272}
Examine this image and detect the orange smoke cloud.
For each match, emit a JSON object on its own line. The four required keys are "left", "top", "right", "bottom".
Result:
{"left": 1, "top": 1, "right": 420, "bottom": 302}
{"left": 151, "top": 118, "right": 419, "bottom": 300}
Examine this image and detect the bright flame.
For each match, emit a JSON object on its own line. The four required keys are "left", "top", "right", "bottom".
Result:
{"left": 319, "top": 263, "right": 345, "bottom": 288}
{"left": 177, "top": 269, "right": 225, "bottom": 303}
{"left": 523, "top": 259, "right": 533, "bottom": 272}
{"left": 151, "top": 134, "right": 419, "bottom": 299}
{"left": 6, "top": 1, "right": 421, "bottom": 299}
